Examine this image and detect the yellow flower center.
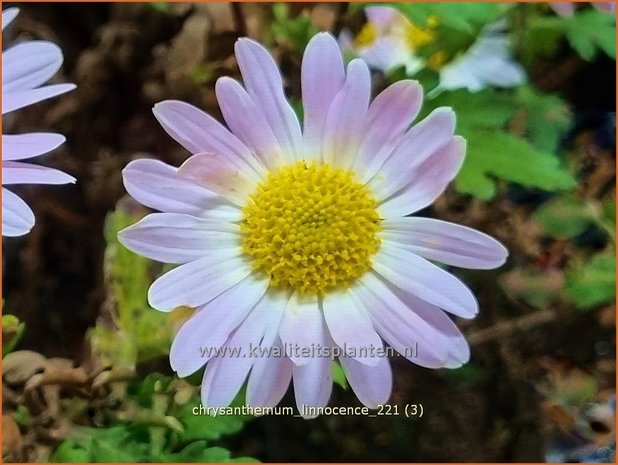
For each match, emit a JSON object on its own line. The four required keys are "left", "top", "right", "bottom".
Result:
{"left": 405, "top": 22, "right": 436, "bottom": 49}
{"left": 241, "top": 161, "right": 382, "bottom": 296}
{"left": 355, "top": 23, "right": 378, "bottom": 48}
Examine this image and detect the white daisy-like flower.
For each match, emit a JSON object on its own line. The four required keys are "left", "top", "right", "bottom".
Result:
{"left": 341, "top": 6, "right": 525, "bottom": 93}
{"left": 339, "top": 6, "right": 430, "bottom": 75}
{"left": 437, "top": 22, "right": 526, "bottom": 92}
{"left": 2, "top": 8, "right": 76, "bottom": 237}
{"left": 119, "top": 33, "right": 508, "bottom": 417}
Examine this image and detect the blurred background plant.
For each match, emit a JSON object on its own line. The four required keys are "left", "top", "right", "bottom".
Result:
{"left": 2, "top": 2, "right": 615, "bottom": 462}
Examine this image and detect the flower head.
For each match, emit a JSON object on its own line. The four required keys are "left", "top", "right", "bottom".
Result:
{"left": 438, "top": 21, "right": 526, "bottom": 92}
{"left": 2, "top": 8, "right": 76, "bottom": 237}
{"left": 339, "top": 6, "right": 432, "bottom": 75}
{"left": 120, "top": 33, "right": 508, "bottom": 416}
{"left": 342, "top": 6, "right": 525, "bottom": 93}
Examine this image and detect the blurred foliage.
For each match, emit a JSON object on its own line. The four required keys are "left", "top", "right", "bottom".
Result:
{"left": 566, "top": 253, "right": 616, "bottom": 311}
{"left": 50, "top": 373, "right": 256, "bottom": 463}
{"left": 419, "top": 87, "right": 576, "bottom": 199}
{"left": 268, "top": 3, "right": 318, "bottom": 53}
{"left": 2, "top": 313, "right": 25, "bottom": 357}
{"left": 88, "top": 201, "right": 176, "bottom": 369}
{"left": 527, "top": 8, "right": 616, "bottom": 62}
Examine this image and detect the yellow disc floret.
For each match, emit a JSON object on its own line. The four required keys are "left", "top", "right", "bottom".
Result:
{"left": 241, "top": 161, "right": 382, "bottom": 296}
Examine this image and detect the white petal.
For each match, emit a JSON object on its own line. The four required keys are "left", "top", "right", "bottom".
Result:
{"left": 369, "top": 107, "right": 456, "bottom": 201}
{"left": 118, "top": 212, "right": 240, "bottom": 264}
{"left": 2, "top": 8, "right": 19, "bottom": 30}
{"left": 322, "top": 288, "right": 383, "bottom": 366}
{"left": 235, "top": 38, "right": 302, "bottom": 162}
{"left": 301, "top": 32, "right": 346, "bottom": 160}
{"left": 3, "top": 41, "right": 63, "bottom": 93}
{"left": 278, "top": 292, "right": 322, "bottom": 366}
{"left": 339, "top": 355, "right": 392, "bottom": 409}
{"left": 2, "top": 133, "right": 66, "bottom": 161}
{"left": 215, "top": 77, "right": 285, "bottom": 169}
{"left": 170, "top": 274, "right": 269, "bottom": 377}
{"left": 2, "top": 83, "right": 75, "bottom": 114}
{"left": 2, "top": 161, "right": 75, "bottom": 185}
{"left": 381, "top": 217, "right": 508, "bottom": 269}
{"left": 148, "top": 251, "right": 252, "bottom": 311}
{"left": 178, "top": 152, "right": 258, "bottom": 207}
{"left": 152, "top": 100, "right": 266, "bottom": 177}
{"left": 378, "top": 136, "right": 465, "bottom": 217}
{"left": 322, "top": 59, "right": 371, "bottom": 170}
{"left": 122, "top": 158, "right": 223, "bottom": 216}
{"left": 2, "top": 187, "right": 34, "bottom": 237}
{"left": 372, "top": 243, "right": 479, "bottom": 318}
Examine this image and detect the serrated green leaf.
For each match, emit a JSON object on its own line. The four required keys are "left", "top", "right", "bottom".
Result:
{"left": 564, "top": 10, "right": 616, "bottom": 61}
{"left": 514, "top": 86, "right": 570, "bottom": 153}
{"left": 456, "top": 131, "right": 577, "bottom": 199}
{"left": 535, "top": 195, "right": 595, "bottom": 239}
{"left": 566, "top": 253, "right": 616, "bottom": 310}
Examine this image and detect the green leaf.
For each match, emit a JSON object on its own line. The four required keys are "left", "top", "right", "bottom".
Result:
{"left": 514, "top": 86, "right": 570, "bottom": 153}
{"left": 2, "top": 314, "right": 25, "bottom": 357}
{"left": 332, "top": 360, "right": 349, "bottom": 390}
{"left": 178, "top": 390, "right": 251, "bottom": 443}
{"left": 535, "top": 195, "right": 595, "bottom": 239}
{"left": 564, "top": 10, "right": 616, "bottom": 61}
{"left": 566, "top": 253, "right": 616, "bottom": 310}
{"left": 386, "top": 2, "right": 505, "bottom": 33}
{"left": 455, "top": 130, "right": 577, "bottom": 199}
{"left": 50, "top": 440, "right": 92, "bottom": 463}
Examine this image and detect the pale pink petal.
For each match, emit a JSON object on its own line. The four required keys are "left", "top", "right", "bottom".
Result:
{"left": 301, "top": 32, "right": 346, "bottom": 159}
{"left": 200, "top": 290, "right": 284, "bottom": 408}
{"left": 2, "top": 8, "right": 19, "bottom": 30}
{"left": 365, "top": 6, "right": 401, "bottom": 30}
{"left": 2, "top": 187, "right": 34, "bottom": 237}
{"left": 372, "top": 242, "right": 479, "bottom": 318}
{"left": 550, "top": 2, "right": 576, "bottom": 16}
{"left": 369, "top": 107, "right": 455, "bottom": 201}
{"left": 354, "top": 80, "right": 423, "bottom": 182}
{"left": 378, "top": 135, "right": 465, "bottom": 217}
{"left": 148, "top": 251, "right": 252, "bottom": 311}
{"left": 215, "top": 77, "right": 284, "bottom": 169}
{"left": 339, "top": 355, "right": 392, "bottom": 409}
{"left": 118, "top": 213, "right": 240, "bottom": 264}
{"left": 3, "top": 41, "right": 63, "bottom": 93}
{"left": 178, "top": 152, "right": 259, "bottom": 207}
{"left": 152, "top": 100, "right": 266, "bottom": 177}
{"left": 388, "top": 286, "right": 470, "bottom": 368}
{"left": 2, "top": 161, "right": 75, "bottom": 185}
{"left": 381, "top": 217, "right": 508, "bottom": 269}
{"left": 122, "top": 158, "right": 222, "bottom": 216}
{"left": 2, "top": 133, "right": 66, "bottom": 161}
{"left": 247, "top": 295, "right": 293, "bottom": 409}
{"left": 292, "top": 326, "right": 333, "bottom": 417}
{"left": 170, "top": 274, "right": 269, "bottom": 377}
{"left": 246, "top": 336, "right": 293, "bottom": 408}
{"left": 353, "top": 272, "right": 451, "bottom": 368}
{"left": 278, "top": 292, "right": 322, "bottom": 366}
{"left": 2, "top": 83, "right": 75, "bottom": 114}
{"left": 235, "top": 38, "right": 302, "bottom": 162}
{"left": 322, "top": 289, "right": 383, "bottom": 366}
{"left": 322, "top": 59, "right": 371, "bottom": 169}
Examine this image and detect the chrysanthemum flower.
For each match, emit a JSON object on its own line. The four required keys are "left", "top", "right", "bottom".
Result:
{"left": 550, "top": 2, "right": 615, "bottom": 16}
{"left": 2, "top": 8, "right": 76, "bottom": 237}
{"left": 339, "top": 6, "right": 432, "bottom": 75}
{"left": 341, "top": 6, "right": 525, "bottom": 93}
{"left": 437, "top": 21, "right": 526, "bottom": 92}
{"left": 119, "top": 33, "right": 507, "bottom": 416}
